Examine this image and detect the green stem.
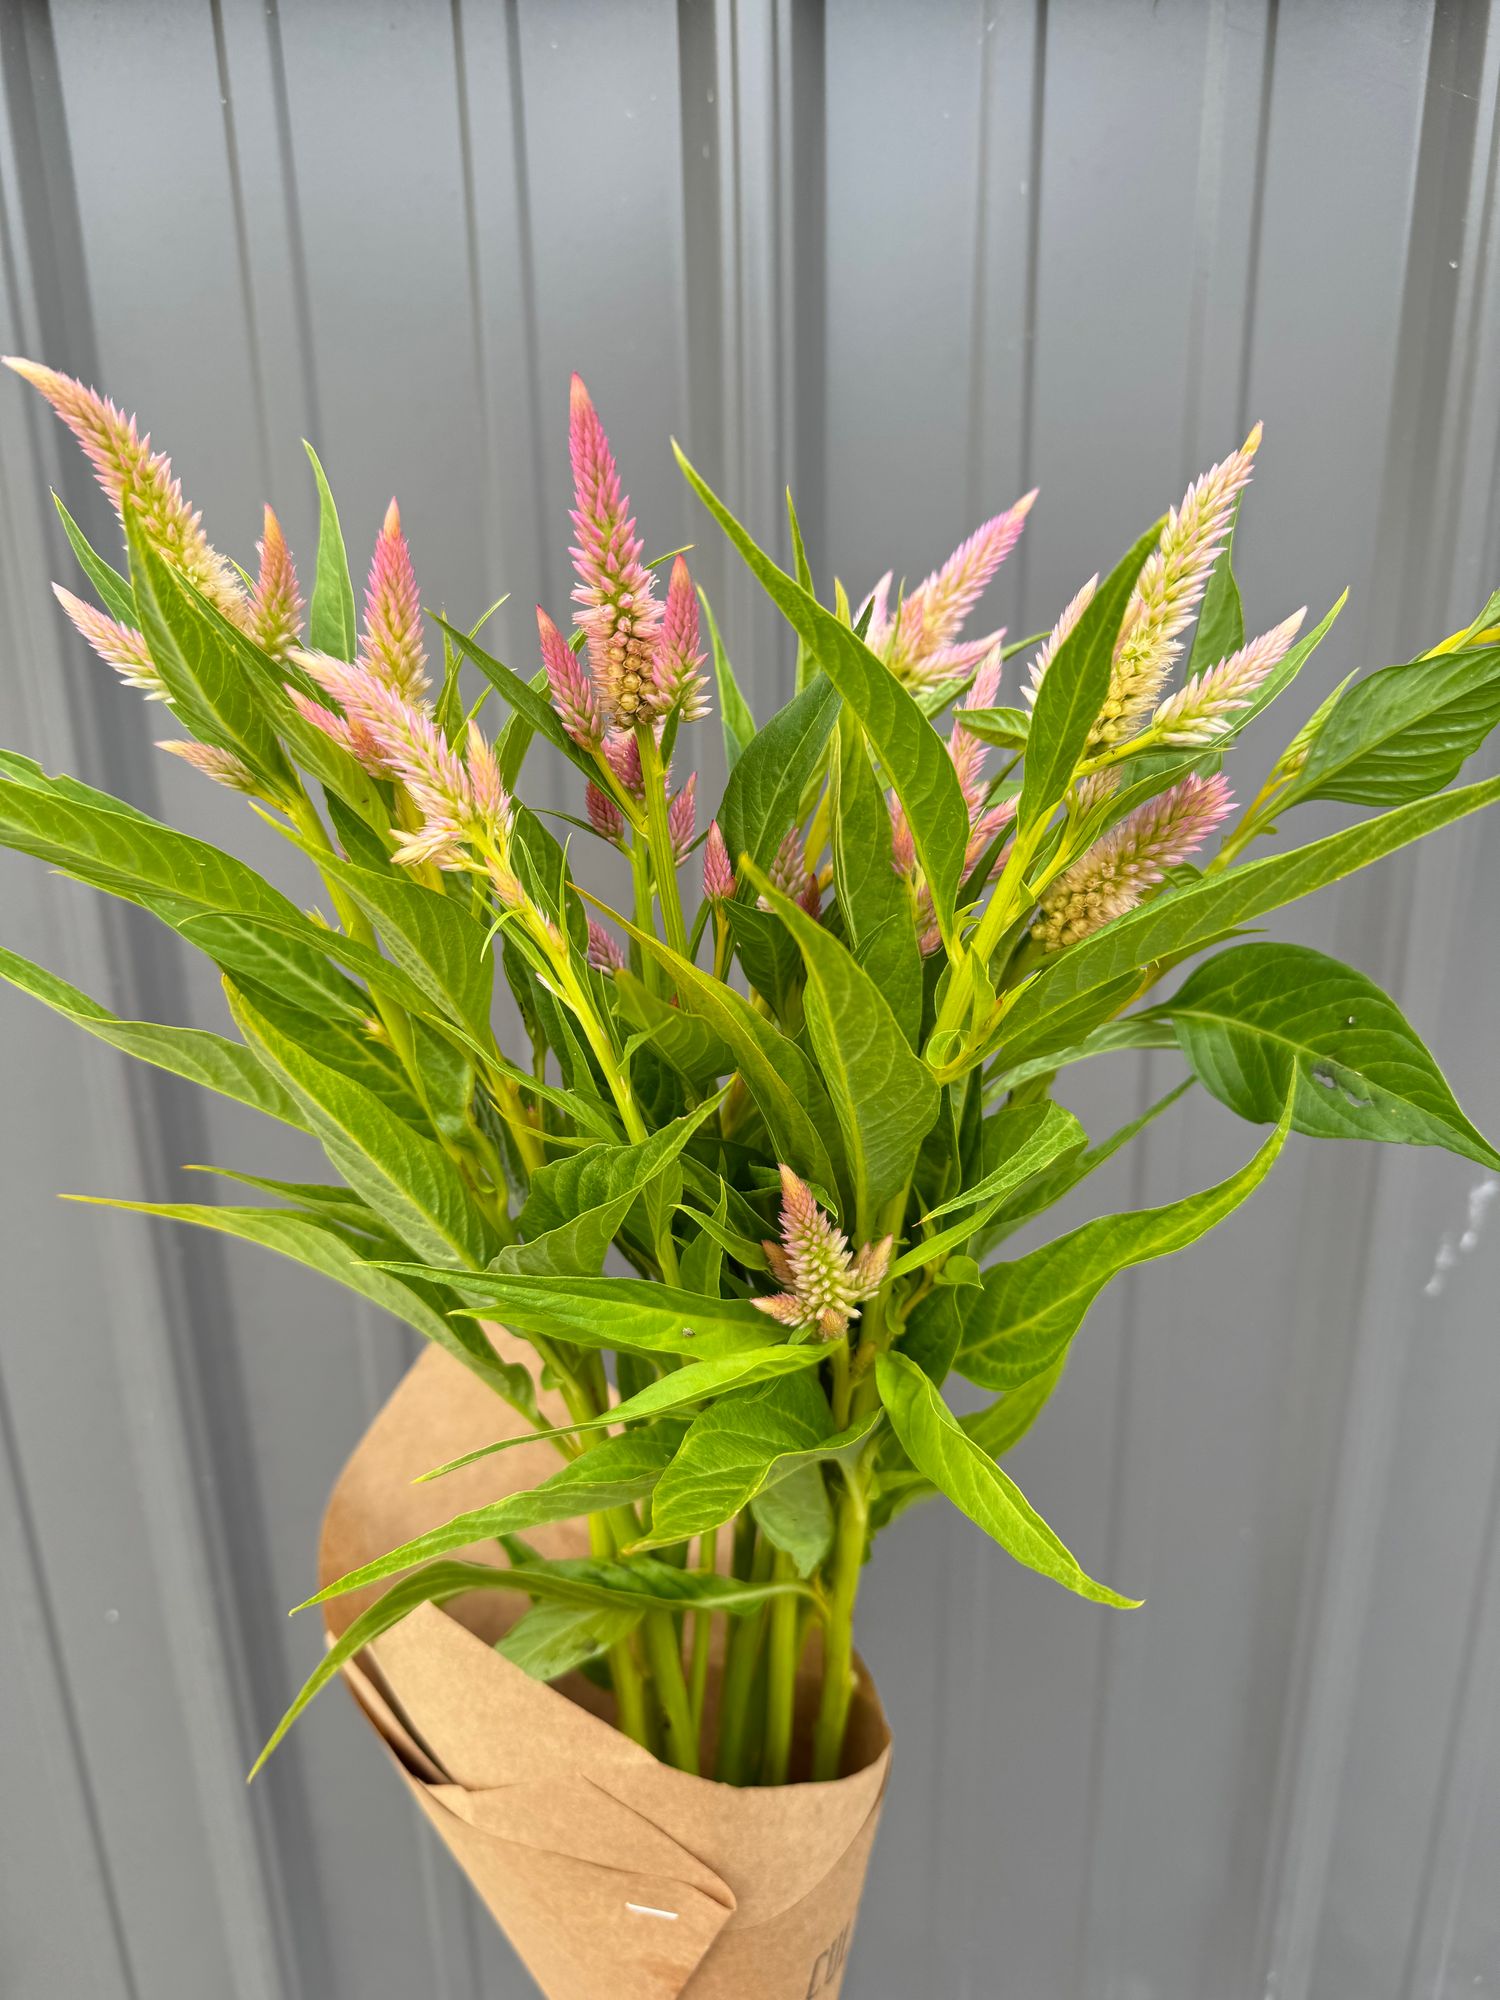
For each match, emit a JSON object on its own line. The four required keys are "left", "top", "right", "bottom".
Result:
{"left": 715, "top": 1529, "right": 772, "bottom": 1783}
{"left": 761, "top": 1551, "right": 801, "bottom": 1787}
{"left": 637, "top": 723, "right": 690, "bottom": 958}
{"left": 811, "top": 1473, "right": 868, "bottom": 1782}
{"left": 688, "top": 1525, "right": 717, "bottom": 1742}
{"left": 642, "top": 1613, "right": 699, "bottom": 1773}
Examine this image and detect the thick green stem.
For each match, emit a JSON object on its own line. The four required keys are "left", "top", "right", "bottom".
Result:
{"left": 688, "top": 1525, "right": 717, "bottom": 1742}
{"left": 715, "top": 1529, "right": 772, "bottom": 1783}
{"left": 643, "top": 1613, "right": 699, "bottom": 1773}
{"left": 812, "top": 1474, "right": 868, "bottom": 1782}
{"left": 637, "top": 723, "right": 690, "bottom": 959}
{"left": 761, "top": 1552, "right": 801, "bottom": 1787}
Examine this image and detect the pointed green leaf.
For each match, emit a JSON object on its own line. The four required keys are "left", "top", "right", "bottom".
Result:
{"left": 305, "top": 851, "right": 495, "bottom": 1045}
{"left": 435, "top": 616, "right": 601, "bottom": 784}
{"left": 751, "top": 1461, "right": 834, "bottom": 1576}
{"left": 745, "top": 857, "right": 939, "bottom": 1227}
{"left": 69, "top": 1198, "right": 531, "bottom": 1408}
{"left": 53, "top": 493, "right": 135, "bottom": 625}
{"left": 228, "top": 985, "right": 495, "bottom": 1269}
{"left": 718, "top": 672, "right": 840, "bottom": 882}
{"left": 830, "top": 710, "right": 923, "bottom": 1046}
{"left": 1185, "top": 497, "right": 1245, "bottom": 677}
{"left": 497, "top": 1598, "right": 642, "bottom": 1682}
{"left": 956, "top": 1091, "right": 1293, "bottom": 1390}
{"left": 877, "top": 1349, "right": 1137, "bottom": 1605}
{"left": 305, "top": 1429, "right": 681, "bottom": 1606}
{"left": 1286, "top": 645, "right": 1500, "bottom": 807}
{"left": 0, "top": 944, "right": 308, "bottom": 1130}
{"left": 1161, "top": 941, "right": 1500, "bottom": 1168}
{"left": 961, "top": 1354, "right": 1070, "bottom": 1463}
{"left": 700, "top": 588, "right": 756, "bottom": 770}
{"left": 303, "top": 442, "right": 358, "bottom": 659}
{"left": 1020, "top": 518, "right": 1164, "bottom": 832}
{"left": 892, "top": 1099, "right": 1083, "bottom": 1275}
{"left": 676, "top": 444, "right": 969, "bottom": 945}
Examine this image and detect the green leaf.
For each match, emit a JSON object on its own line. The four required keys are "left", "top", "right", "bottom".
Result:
{"left": 497, "top": 1598, "right": 642, "bottom": 1682}
{"left": 723, "top": 899, "right": 805, "bottom": 1021}
{"left": 0, "top": 944, "right": 308, "bottom": 1130}
{"left": 1224, "top": 592, "right": 1346, "bottom": 737}
{"left": 718, "top": 672, "right": 840, "bottom": 883}
{"left": 1001, "top": 775, "right": 1500, "bottom": 1057}
{"left": 306, "top": 852, "right": 495, "bottom": 1045}
{"left": 303, "top": 443, "right": 358, "bottom": 659}
{"left": 1161, "top": 942, "right": 1500, "bottom": 1168}
{"left": 877, "top": 1350, "right": 1137, "bottom": 1605}
{"left": 125, "top": 518, "right": 292, "bottom": 786}
{"left": 891, "top": 1099, "right": 1084, "bottom": 1275}
{"left": 744, "top": 858, "right": 940, "bottom": 1228}
{"left": 960, "top": 1352, "right": 1069, "bottom": 1462}
{"left": 830, "top": 710, "right": 923, "bottom": 1046}
{"left": 228, "top": 985, "right": 495, "bottom": 1269}
{"left": 676, "top": 444, "right": 969, "bottom": 945}
{"left": 1020, "top": 518, "right": 1163, "bottom": 831}
{"left": 613, "top": 969, "right": 731, "bottom": 1087}
{"left": 253, "top": 1554, "right": 797, "bottom": 1775}
{"left": 975, "top": 1080, "right": 1192, "bottom": 1255}
{"left": 752, "top": 1462, "right": 834, "bottom": 1576}
{"left": 953, "top": 705, "right": 1031, "bottom": 752}
{"left": 70, "top": 1198, "right": 532, "bottom": 1409}
{"left": 1286, "top": 645, "right": 1500, "bottom": 807}
{"left": 700, "top": 588, "right": 756, "bottom": 770}
{"left": 305, "top": 1430, "right": 681, "bottom": 1606}
{"left": 632, "top": 1377, "right": 879, "bottom": 1553}
{"left": 435, "top": 617, "right": 600, "bottom": 785}
{"left": 1185, "top": 498, "right": 1244, "bottom": 677}
{"left": 378, "top": 1267, "right": 796, "bottom": 1365}
{"left": 985, "top": 1013, "right": 1180, "bottom": 1095}
{"left": 956, "top": 1090, "right": 1293, "bottom": 1390}
{"left": 501, "top": 1099, "right": 723, "bottom": 1277}
{"left": 605, "top": 905, "right": 845, "bottom": 1198}
{"left": 418, "top": 1345, "right": 827, "bottom": 1483}
{"left": 53, "top": 494, "right": 135, "bottom": 625}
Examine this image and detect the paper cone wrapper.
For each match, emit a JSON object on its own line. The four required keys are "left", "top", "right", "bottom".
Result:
{"left": 319, "top": 1331, "right": 891, "bottom": 2000}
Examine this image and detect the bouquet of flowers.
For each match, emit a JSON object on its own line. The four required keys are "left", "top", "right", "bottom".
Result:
{"left": 4, "top": 355, "right": 1497, "bottom": 1999}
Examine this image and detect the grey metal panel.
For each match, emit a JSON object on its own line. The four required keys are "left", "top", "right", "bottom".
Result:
{"left": 0, "top": 4, "right": 1497, "bottom": 1997}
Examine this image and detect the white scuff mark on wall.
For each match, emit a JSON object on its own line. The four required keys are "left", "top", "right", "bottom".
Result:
{"left": 1424, "top": 1177, "right": 1499, "bottom": 1297}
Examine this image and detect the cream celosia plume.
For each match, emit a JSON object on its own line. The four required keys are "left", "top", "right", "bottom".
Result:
{"left": 752, "top": 1166, "right": 893, "bottom": 1340}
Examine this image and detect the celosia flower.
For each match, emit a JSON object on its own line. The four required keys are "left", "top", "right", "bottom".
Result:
{"left": 248, "top": 506, "right": 304, "bottom": 660}
{"left": 156, "top": 739, "right": 260, "bottom": 794}
{"left": 667, "top": 772, "right": 697, "bottom": 862}
{"left": 752, "top": 1165, "right": 893, "bottom": 1340}
{"left": 569, "top": 374, "right": 662, "bottom": 726}
{"left": 586, "top": 920, "right": 626, "bottom": 974}
{"left": 1031, "top": 771, "right": 1233, "bottom": 952}
{"left": 358, "top": 499, "right": 427, "bottom": 697}
{"left": 585, "top": 779, "right": 625, "bottom": 844}
{"left": 1149, "top": 607, "right": 1306, "bottom": 744}
{"left": 702, "top": 820, "right": 735, "bottom": 902}
{"left": 538, "top": 605, "right": 603, "bottom": 749}
{"left": 53, "top": 585, "right": 164, "bottom": 698}
{"left": 764, "top": 823, "right": 819, "bottom": 919}
{"left": 1023, "top": 575, "right": 1098, "bottom": 708}
{"left": 865, "top": 495, "right": 1034, "bottom": 685}
{"left": 5, "top": 356, "right": 249, "bottom": 625}
{"left": 653, "top": 556, "right": 710, "bottom": 720}
{"left": 1091, "top": 426, "right": 1262, "bottom": 747}
{"left": 603, "top": 728, "right": 645, "bottom": 799}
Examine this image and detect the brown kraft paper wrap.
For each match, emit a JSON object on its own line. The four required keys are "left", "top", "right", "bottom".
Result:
{"left": 318, "top": 1330, "right": 892, "bottom": 2000}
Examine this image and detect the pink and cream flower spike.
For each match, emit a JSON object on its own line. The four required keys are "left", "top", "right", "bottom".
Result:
{"left": 864, "top": 494, "right": 1034, "bottom": 687}
{"left": 586, "top": 920, "right": 626, "bottom": 975}
{"left": 753, "top": 1166, "right": 894, "bottom": 1341}
{"left": 4, "top": 356, "right": 249, "bottom": 627}
{"left": 654, "top": 556, "right": 710, "bottom": 720}
{"left": 156, "top": 740, "right": 260, "bottom": 795}
{"left": 702, "top": 821, "right": 735, "bottom": 903}
{"left": 538, "top": 605, "right": 603, "bottom": 749}
{"left": 1150, "top": 607, "right": 1306, "bottom": 744}
{"left": 52, "top": 586, "right": 163, "bottom": 698}
{"left": 247, "top": 506, "right": 305, "bottom": 662}
{"left": 568, "top": 375, "right": 663, "bottom": 727}
{"left": 359, "top": 500, "right": 428, "bottom": 699}
{"left": 1032, "top": 771, "right": 1234, "bottom": 952}
{"left": 1023, "top": 576, "right": 1099, "bottom": 709}
{"left": 764, "top": 823, "right": 820, "bottom": 919}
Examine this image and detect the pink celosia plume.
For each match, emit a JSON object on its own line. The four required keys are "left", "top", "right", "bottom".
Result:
{"left": 568, "top": 375, "right": 662, "bottom": 726}
{"left": 156, "top": 739, "right": 259, "bottom": 794}
{"left": 248, "top": 505, "right": 304, "bottom": 660}
{"left": 703, "top": 820, "right": 735, "bottom": 902}
{"left": 668, "top": 772, "right": 697, "bottom": 862}
{"left": 752, "top": 1165, "right": 893, "bottom": 1340}
{"left": 1032, "top": 771, "right": 1233, "bottom": 951}
{"left": 1094, "top": 426, "right": 1262, "bottom": 746}
{"left": 6, "top": 356, "right": 248, "bottom": 625}
{"left": 1150, "top": 607, "right": 1306, "bottom": 744}
{"left": 53, "top": 584, "right": 163, "bottom": 698}
{"left": 585, "top": 779, "right": 625, "bottom": 845}
{"left": 888, "top": 494, "right": 1035, "bottom": 680}
{"left": 538, "top": 605, "right": 603, "bottom": 749}
{"left": 653, "top": 556, "right": 709, "bottom": 720}
{"left": 1024, "top": 575, "right": 1099, "bottom": 709}
{"left": 586, "top": 920, "right": 626, "bottom": 974}
{"left": 358, "top": 499, "right": 427, "bottom": 697}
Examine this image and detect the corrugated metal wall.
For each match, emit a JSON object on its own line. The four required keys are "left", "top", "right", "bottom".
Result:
{"left": 1, "top": 3, "right": 1497, "bottom": 1995}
